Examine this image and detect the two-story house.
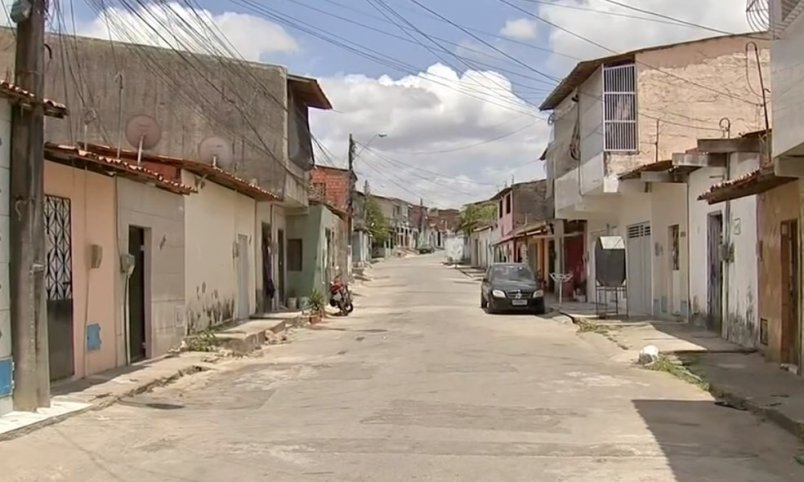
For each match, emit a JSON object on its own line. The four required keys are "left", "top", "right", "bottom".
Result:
{"left": 542, "top": 33, "right": 770, "bottom": 315}
{"left": 491, "top": 180, "right": 550, "bottom": 263}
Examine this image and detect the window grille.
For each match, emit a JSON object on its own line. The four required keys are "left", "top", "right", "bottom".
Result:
{"left": 603, "top": 63, "right": 637, "bottom": 152}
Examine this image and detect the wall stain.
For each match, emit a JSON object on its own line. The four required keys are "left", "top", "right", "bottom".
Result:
{"left": 185, "top": 285, "right": 235, "bottom": 335}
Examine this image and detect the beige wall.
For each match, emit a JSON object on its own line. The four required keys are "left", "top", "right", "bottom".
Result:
{"left": 45, "top": 162, "right": 118, "bottom": 379}
{"left": 609, "top": 36, "right": 770, "bottom": 176}
{"left": 758, "top": 181, "right": 799, "bottom": 362}
{"left": 183, "top": 172, "right": 257, "bottom": 331}
{"left": 650, "top": 183, "right": 689, "bottom": 318}
{"left": 116, "top": 178, "right": 186, "bottom": 359}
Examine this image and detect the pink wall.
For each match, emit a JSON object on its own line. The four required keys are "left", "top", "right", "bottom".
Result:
{"left": 499, "top": 192, "right": 514, "bottom": 237}
{"left": 45, "top": 162, "right": 118, "bottom": 380}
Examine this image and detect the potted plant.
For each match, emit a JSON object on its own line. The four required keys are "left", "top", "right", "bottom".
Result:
{"left": 308, "top": 289, "right": 325, "bottom": 324}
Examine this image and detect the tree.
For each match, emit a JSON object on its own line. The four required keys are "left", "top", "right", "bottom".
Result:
{"left": 365, "top": 196, "right": 390, "bottom": 245}
{"left": 457, "top": 203, "right": 496, "bottom": 236}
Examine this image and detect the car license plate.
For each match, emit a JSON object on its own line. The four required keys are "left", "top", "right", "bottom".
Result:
{"left": 511, "top": 300, "right": 527, "bottom": 306}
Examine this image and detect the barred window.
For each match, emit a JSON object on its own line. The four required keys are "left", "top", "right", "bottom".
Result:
{"left": 603, "top": 63, "right": 637, "bottom": 152}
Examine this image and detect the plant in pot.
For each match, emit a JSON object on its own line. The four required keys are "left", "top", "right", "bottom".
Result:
{"left": 307, "top": 289, "right": 325, "bottom": 323}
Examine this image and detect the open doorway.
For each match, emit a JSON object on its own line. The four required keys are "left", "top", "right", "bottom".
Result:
{"left": 128, "top": 226, "right": 147, "bottom": 363}
{"left": 781, "top": 219, "right": 800, "bottom": 368}
{"left": 277, "top": 229, "right": 286, "bottom": 305}
{"left": 261, "top": 223, "right": 274, "bottom": 312}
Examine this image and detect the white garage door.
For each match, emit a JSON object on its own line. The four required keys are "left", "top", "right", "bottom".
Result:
{"left": 626, "top": 222, "right": 652, "bottom": 315}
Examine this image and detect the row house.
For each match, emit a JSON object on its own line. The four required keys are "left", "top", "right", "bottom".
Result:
{"left": 0, "top": 31, "right": 333, "bottom": 414}
{"left": 372, "top": 194, "right": 416, "bottom": 251}
{"left": 1, "top": 84, "right": 70, "bottom": 416}
{"left": 542, "top": 33, "right": 770, "bottom": 315}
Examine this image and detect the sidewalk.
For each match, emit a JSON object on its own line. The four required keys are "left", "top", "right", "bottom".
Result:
{"left": 570, "top": 307, "right": 804, "bottom": 442}
{"left": 0, "top": 351, "right": 224, "bottom": 442}
{"left": 0, "top": 313, "right": 297, "bottom": 442}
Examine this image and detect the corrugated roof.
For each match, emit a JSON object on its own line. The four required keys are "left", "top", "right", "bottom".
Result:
{"left": 0, "top": 80, "right": 68, "bottom": 118}
{"left": 45, "top": 144, "right": 194, "bottom": 195}
{"left": 697, "top": 167, "right": 796, "bottom": 204}
{"left": 83, "top": 143, "right": 280, "bottom": 201}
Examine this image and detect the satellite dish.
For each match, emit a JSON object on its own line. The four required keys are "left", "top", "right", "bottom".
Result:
{"left": 198, "top": 136, "right": 233, "bottom": 168}
{"left": 125, "top": 115, "right": 162, "bottom": 151}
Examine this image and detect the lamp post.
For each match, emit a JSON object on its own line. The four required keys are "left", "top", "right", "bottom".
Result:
{"left": 347, "top": 133, "right": 387, "bottom": 272}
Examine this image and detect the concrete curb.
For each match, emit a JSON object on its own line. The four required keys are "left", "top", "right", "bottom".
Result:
{"left": 704, "top": 383, "right": 804, "bottom": 442}
{"left": 0, "top": 363, "right": 211, "bottom": 443}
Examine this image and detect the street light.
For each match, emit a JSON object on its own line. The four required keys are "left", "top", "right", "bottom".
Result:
{"left": 347, "top": 132, "right": 388, "bottom": 256}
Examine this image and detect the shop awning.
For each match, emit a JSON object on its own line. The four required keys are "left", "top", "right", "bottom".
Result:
{"left": 698, "top": 167, "right": 796, "bottom": 204}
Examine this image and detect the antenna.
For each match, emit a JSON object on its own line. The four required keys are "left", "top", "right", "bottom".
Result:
{"left": 124, "top": 115, "right": 161, "bottom": 165}
{"left": 199, "top": 136, "right": 233, "bottom": 169}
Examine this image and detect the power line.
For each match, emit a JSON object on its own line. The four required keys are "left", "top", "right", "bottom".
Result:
{"left": 498, "top": 0, "right": 761, "bottom": 107}
{"left": 386, "top": 121, "right": 539, "bottom": 156}
{"left": 597, "top": 0, "right": 738, "bottom": 35}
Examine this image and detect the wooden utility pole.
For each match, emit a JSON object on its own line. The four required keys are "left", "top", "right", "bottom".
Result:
{"left": 10, "top": 0, "right": 50, "bottom": 410}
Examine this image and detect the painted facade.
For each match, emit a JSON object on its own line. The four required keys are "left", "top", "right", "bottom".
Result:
{"left": 182, "top": 172, "right": 258, "bottom": 331}
{"left": 286, "top": 204, "right": 346, "bottom": 301}
{"left": 0, "top": 99, "right": 11, "bottom": 414}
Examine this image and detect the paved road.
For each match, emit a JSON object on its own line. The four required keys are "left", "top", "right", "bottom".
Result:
{"left": 1, "top": 256, "right": 802, "bottom": 481}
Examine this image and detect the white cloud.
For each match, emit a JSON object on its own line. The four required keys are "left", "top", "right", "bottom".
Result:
{"left": 310, "top": 64, "right": 549, "bottom": 208}
{"left": 538, "top": 0, "right": 752, "bottom": 71}
{"left": 500, "top": 18, "right": 540, "bottom": 40}
{"left": 78, "top": 2, "right": 298, "bottom": 62}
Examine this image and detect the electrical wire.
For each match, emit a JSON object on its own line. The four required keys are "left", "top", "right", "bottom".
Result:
{"left": 598, "top": 0, "right": 739, "bottom": 35}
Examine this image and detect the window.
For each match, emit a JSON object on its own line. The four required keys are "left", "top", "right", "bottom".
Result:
{"left": 498, "top": 200, "right": 504, "bottom": 218}
{"left": 505, "top": 194, "right": 512, "bottom": 214}
{"left": 288, "top": 239, "right": 303, "bottom": 271}
{"left": 603, "top": 63, "right": 637, "bottom": 152}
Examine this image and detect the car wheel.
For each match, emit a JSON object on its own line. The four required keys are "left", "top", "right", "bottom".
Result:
{"left": 486, "top": 299, "right": 497, "bottom": 314}
{"left": 533, "top": 299, "right": 546, "bottom": 315}
{"left": 480, "top": 295, "right": 488, "bottom": 309}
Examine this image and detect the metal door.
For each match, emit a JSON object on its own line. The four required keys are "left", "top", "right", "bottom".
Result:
{"left": 45, "top": 195, "right": 74, "bottom": 381}
{"left": 237, "top": 234, "right": 250, "bottom": 320}
{"left": 707, "top": 213, "right": 723, "bottom": 331}
{"left": 626, "top": 222, "right": 652, "bottom": 315}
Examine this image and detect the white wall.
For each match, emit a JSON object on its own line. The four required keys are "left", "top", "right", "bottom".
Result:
{"left": 772, "top": 3, "right": 804, "bottom": 157}
{"left": 650, "top": 183, "right": 689, "bottom": 318}
{"left": 722, "top": 154, "right": 760, "bottom": 347}
{"left": 688, "top": 167, "right": 725, "bottom": 322}
{"left": 182, "top": 172, "right": 257, "bottom": 331}
{"left": 116, "top": 178, "right": 186, "bottom": 360}
{"left": 686, "top": 155, "right": 759, "bottom": 347}
{"left": 0, "top": 100, "right": 11, "bottom": 415}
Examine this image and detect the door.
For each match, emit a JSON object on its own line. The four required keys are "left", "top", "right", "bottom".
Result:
{"left": 626, "top": 222, "right": 652, "bottom": 315}
{"left": 128, "top": 226, "right": 147, "bottom": 363}
{"left": 261, "top": 223, "right": 273, "bottom": 312}
{"left": 668, "top": 224, "right": 681, "bottom": 315}
{"left": 707, "top": 213, "right": 724, "bottom": 331}
{"left": 781, "top": 219, "right": 800, "bottom": 366}
{"left": 237, "top": 234, "right": 250, "bottom": 320}
{"left": 277, "top": 229, "right": 286, "bottom": 304}
{"left": 45, "top": 195, "right": 74, "bottom": 381}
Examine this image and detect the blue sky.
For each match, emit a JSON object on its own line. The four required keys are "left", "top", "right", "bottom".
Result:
{"left": 14, "top": 0, "right": 753, "bottom": 206}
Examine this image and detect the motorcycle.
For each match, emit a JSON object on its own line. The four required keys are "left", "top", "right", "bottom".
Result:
{"left": 329, "top": 277, "right": 354, "bottom": 316}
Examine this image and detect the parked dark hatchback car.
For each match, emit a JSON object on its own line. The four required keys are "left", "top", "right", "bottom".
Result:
{"left": 481, "top": 263, "right": 546, "bottom": 314}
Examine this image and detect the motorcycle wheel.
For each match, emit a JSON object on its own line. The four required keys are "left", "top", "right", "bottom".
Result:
{"left": 345, "top": 302, "right": 354, "bottom": 314}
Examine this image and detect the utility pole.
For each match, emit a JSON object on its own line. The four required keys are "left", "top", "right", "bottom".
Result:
{"left": 10, "top": 0, "right": 50, "bottom": 410}
{"left": 419, "top": 198, "right": 424, "bottom": 247}
{"left": 347, "top": 134, "right": 356, "bottom": 257}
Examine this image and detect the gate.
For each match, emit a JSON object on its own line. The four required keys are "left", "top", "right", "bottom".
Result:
{"left": 45, "top": 195, "right": 74, "bottom": 381}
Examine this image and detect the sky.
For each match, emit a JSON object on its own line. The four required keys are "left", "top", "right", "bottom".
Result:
{"left": 4, "top": 0, "right": 754, "bottom": 207}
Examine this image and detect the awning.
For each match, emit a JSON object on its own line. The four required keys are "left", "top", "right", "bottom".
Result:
{"left": 698, "top": 167, "right": 796, "bottom": 204}
{"left": 619, "top": 159, "right": 700, "bottom": 181}
{"left": 495, "top": 221, "right": 551, "bottom": 245}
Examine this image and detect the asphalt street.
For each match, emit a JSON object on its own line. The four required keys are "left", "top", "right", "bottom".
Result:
{"left": 0, "top": 255, "right": 802, "bottom": 481}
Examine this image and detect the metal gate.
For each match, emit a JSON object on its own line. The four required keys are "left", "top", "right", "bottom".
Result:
{"left": 45, "top": 195, "right": 74, "bottom": 381}
{"left": 626, "top": 222, "right": 652, "bottom": 315}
